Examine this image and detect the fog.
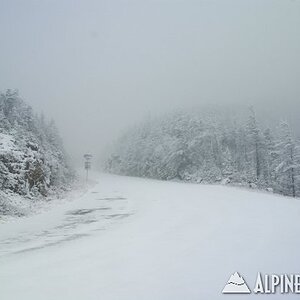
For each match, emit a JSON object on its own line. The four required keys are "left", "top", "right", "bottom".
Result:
{"left": 0, "top": 0, "right": 300, "bottom": 166}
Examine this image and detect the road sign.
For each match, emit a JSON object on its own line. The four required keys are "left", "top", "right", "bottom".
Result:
{"left": 83, "top": 154, "right": 93, "bottom": 181}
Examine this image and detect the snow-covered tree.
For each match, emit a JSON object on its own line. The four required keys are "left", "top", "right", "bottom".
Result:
{"left": 274, "top": 121, "right": 300, "bottom": 197}
{"left": 106, "top": 107, "right": 300, "bottom": 198}
{"left": 0, "top": 89, "right": 74, "bottom": 203}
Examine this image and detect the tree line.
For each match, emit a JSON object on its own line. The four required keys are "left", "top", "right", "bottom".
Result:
{"left": 0, "top": 89, "right": 74, "bottom": 199}
{"left": 107, "top": 107, "right": 300, "bottom": 197}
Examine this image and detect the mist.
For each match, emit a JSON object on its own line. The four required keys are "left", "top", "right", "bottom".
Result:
{"left": 0, "top": 0, "right": 299, "bottom": 166}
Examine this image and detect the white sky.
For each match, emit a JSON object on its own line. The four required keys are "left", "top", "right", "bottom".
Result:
{"left": 0, "top": 0, "right": 300, "bottom": 165}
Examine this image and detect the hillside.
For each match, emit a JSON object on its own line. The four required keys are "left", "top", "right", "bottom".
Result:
{"left": 0, "top": 173, "right": 299, "bottom": 299}
{"left": 107, "top": 108, "right": 300, "bottom": 198}
{"left": 0, "top": 90, "right": 74, "bottom": 216}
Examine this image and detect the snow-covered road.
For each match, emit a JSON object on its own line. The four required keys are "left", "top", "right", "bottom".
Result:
{"left": 0, "top": 173, "right": 300, "bottom": 299}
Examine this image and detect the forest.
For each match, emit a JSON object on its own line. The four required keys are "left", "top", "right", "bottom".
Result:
{"left": 107, "top": 107, "right": 300, "bottom": 198}
{"left": 0, "top": 90, "right": 74, "bottom": 215}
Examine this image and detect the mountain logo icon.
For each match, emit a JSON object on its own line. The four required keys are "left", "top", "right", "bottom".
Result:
{"left": 222, "top": 272, "right": 251, "bottom": 294}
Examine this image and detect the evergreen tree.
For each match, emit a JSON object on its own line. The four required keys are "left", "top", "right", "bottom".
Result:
{"left": 275, "top": 121, "right": 300, "bottom": 197}
{"left": 106, "top": 107, "right": 300, "bottom": 198}
{"left": 0, "top": 89, "right": 73, "bottom": 201}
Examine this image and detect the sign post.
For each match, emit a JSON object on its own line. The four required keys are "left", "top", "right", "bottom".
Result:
{"left": 83, "top": 154, "right": 93, "bottom": 182}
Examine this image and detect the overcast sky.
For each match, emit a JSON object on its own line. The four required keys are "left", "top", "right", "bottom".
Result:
{"left": 0, "top": 0, "right": 299, "bottom": 165}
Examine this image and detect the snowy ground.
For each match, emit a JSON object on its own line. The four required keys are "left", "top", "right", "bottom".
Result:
{"left": 0, "top": 173, "right": 300, "bottom": 299}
